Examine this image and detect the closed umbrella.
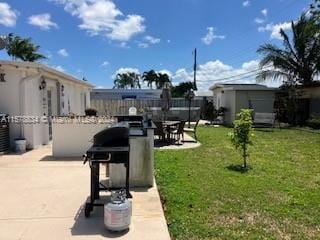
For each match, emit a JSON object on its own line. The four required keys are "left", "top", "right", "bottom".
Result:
{"left": 161, "top": 83, "right": 172, "bottom": 120}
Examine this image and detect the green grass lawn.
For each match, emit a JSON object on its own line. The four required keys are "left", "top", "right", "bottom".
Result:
{"left": 155, "top": 127, "right": 320, "bottom": 240}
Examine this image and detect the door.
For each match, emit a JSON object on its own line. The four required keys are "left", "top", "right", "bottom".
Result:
{"left": 47, "top": 90, "right": 53, "bottom": 140}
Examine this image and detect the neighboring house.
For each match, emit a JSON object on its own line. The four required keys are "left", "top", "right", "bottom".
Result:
{"left": 210, "top": 83, "right": 278, "bottom": 125}
{"left": 91, "top": 89, "right": 162, "bottom": 100}
{"left": 299, "top": 85, "right": 320, "bottom": 117}
{"left": 0, "top": 61, "right": 94, "bottom": 149}
{"left": 194, "top": 91, "right": 213, "bottom": 98}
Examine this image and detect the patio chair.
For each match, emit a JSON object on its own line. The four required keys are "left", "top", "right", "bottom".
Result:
{"left": 183, "top": 119, "right": 199, "bottom": 142}
{"left": 170, "top": 121, "right": 186, "bottom": 143}
{"left": 154, "top": 121, "right": 166, "bottom": 141}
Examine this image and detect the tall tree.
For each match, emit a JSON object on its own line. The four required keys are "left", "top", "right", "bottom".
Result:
{"left": 256, "top": 14, "right": 320, "bottom": 86}
{"left": 142, "top": 70, "right": 158, "bottom": 89}
{"left": 113, "top": 72, "right": 141, "bottom": 89}
{"left": 6, "top": 34, "right": 46, "bottom": 62}
{"left": 171, "top": 81, "right": 194, "bottom": 97}
{"left": 156, "top": 73, "right": 171, "bottom": 89}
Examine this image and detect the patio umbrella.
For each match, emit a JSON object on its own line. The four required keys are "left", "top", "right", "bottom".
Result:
{"left": 161, "top": 83, "right": 172, "bottom": 120}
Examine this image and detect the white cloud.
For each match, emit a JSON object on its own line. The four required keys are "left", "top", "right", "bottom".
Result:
{"left": 172, "top": 60, "right": 261, "bottom": 90}
{"left": 0, "top": 2, "right": 18, "bottom": 27}
{"left": 118, "top": 42, "right": 129, "bottom": 48}
{"left": 258, "top": 21, "right": 292, "bottom": 39}
{"left": 138, "top": 42, "right": 149, "bottom": 48}
{"left": 261, "top": 8, "right": 268, "bottom": 17}
{"left": 57, "top": 48, "right": 69, "bottom": 57}
{"left": 52, "top": 65, "right": 65, "bottom": 72}
{"left": 254, "top": 17, "right": 265, "bottom": 24}
{"left": 242, "top": 1, "right": 250, "bottom": 7}
{"left": 50, "top": 0, "right": 145, "bottom": 42}
{"left": 145, "top": 35, "right": 160, "bottom": 44}
{"left": 28, "top": 13, "right": 58, "bottom": 30}
{"left": 158, "top": 69, "right": 172, "bottom": 78}
{"left": 112, "top": 67, "right": 140, "bottom": 79}
{"left": 101, "top": 61, "right": 109, "bottom": 67}
{"left": 242, "top": 60, "right": 260, "bottom": 70}
{"left": 201, "top": 27, "right": 225, "bottom": 45}
{"left": 138, "top": 35, "right": 160, "bottom": 48}
{"left": 111, "top": 60, "right": 270, "bottom": 91}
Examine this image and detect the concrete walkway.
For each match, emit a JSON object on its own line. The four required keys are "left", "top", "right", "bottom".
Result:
{"left": 155, "top": 133, "right": 201, "bottom": 150}
{"left": 0, "top": 146, "right": 170, "bottom": 240}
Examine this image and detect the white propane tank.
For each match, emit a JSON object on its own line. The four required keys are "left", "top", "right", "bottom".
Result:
{"left": 104, "top": 190, "right": 132, "bottom": 231}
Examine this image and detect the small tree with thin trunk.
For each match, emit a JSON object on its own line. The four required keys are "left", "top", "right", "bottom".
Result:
{"left": 229, "top": 109, "right": 254, "bottom": 169}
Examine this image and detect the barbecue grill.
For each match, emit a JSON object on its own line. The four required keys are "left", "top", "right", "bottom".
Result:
{"left": 83, "top": 122, "right": 132, "bottom": 218}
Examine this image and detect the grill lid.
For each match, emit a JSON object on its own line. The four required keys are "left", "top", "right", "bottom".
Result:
{"left": 93, "top": 122, "right": 129, "bottom": 147}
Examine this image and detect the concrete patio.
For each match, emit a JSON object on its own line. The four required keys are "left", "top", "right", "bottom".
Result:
{"left": 0, "top": 146, "right": 170, "bottom": 240}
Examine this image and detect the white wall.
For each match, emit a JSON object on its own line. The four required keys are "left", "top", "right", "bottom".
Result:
{"left": 52, "top": 121, "right": 111, "bottom": 157}
{"left": 222, "top": 90, "right": 236, "bottom": 125}
{"left": 235, "top": 90, "right": 275, "bottom": 115}
{"left": 61, "top": 82, "right": 91, "bottom": 116}
{"left": 0, "top": 64, "right": 92, "bottom": 150}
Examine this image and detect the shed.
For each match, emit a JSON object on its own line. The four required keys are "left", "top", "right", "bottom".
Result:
{"left": 0, "top": 61, "right": 94, "bottom": 149}
{"left": 210, "top": 83, "right": 278, "bottom": 125}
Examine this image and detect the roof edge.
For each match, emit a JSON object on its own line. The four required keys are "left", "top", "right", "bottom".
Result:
{"left": 0, "top": 60, "right": 94, "bottom": 88}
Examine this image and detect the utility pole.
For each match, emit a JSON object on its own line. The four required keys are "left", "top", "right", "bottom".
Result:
{"left": 193, "top": 48, "right": 197, "bottom": 90}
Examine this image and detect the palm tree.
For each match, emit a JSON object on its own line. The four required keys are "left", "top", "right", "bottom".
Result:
{"left": 6, "top": 34, "right": 46, "bottom": 62}
{"left": 113, "top": 72, "right": 141, "bottom": 89}
{"left": 257, "top": 14, "right": 320, "bottom": 86}
{"left": 128, "top": 72, "right": 141, "bottom": 89}
{"left": 156, "top": 73, "right": 171, "bottom": 89}
{"left": 142, "top": 70, "right": 158, "bottom": 89}
{"left": 114, "top": 73, "right": 130, "bottom": 89}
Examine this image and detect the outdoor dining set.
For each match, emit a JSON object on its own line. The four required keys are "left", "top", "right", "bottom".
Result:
{"left": 153, "top": 119, "right": 199, "bottom": 144}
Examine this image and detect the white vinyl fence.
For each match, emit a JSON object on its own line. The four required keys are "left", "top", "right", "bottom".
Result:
{"left": 91, "top": 98, "right": 204, "bottom": 117}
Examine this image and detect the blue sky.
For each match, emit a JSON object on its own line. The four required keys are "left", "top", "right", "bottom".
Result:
{"left": 0, "top": 0, "right": 310, "bottom": 90}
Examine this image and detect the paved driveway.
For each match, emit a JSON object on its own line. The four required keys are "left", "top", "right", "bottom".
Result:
{"left": 0, "top": 146, "right": 170, "bottom": 240}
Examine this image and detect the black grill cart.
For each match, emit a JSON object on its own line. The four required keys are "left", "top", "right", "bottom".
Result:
{"left": 83, "top": 123, "right": 132, "bottom": 218}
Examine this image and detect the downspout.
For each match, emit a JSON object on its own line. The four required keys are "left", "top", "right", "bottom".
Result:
{"left": 18, "top": 72, "right": 42, "bottom": 138}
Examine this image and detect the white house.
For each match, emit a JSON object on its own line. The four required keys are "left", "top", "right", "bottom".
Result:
{"left": 0, "top": 61, "right": 94, "bottom": 149}
{"left": 210, "top": 83, "right": 278, "bottom": 125}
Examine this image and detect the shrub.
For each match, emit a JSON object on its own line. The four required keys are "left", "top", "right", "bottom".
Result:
{"left": 85, "top": 108, "right": 97, "bottom": 116}
{"left": 307, "top": 116, "right": 320, "bottom": 129}
{"left": 229, "top": 109, "right": 254, "bottom": 169}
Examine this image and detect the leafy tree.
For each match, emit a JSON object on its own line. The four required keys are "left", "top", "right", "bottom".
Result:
{"left": 142, "top": 70, "right": 158, "bottom": 89}
{"left": 257, "top": 14, "right": 320, "bottom": 86}
{"left": 171, "top": 81, "right": 194, "bottom": 97}
{"left": 310, "top": 0, "right": 320, "bottom": 22}
{"left": 229, "top": 109, "right": 254, "bottom": 169}
{"left": 156, "top": 73, "right": 171, "bottom": 89}
{"left": 113, "top": 72, "right": 141, "bottom": 89}
{"left": 6, "top": 34, "right": 46, "bottom": 62}
{"left": 142, "top": 70, "right": 171, "bottom": 89}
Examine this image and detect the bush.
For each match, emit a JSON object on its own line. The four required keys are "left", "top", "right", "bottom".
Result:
{"left": 229, "top": 109, "right": 254, "bottom": 169}
{"left": 202, "top": 100, "right": 217, "bottom": 122}
{"left": 307, "top": 116, "right": 320, "bottom": 129}
{"left": 85, "top": 108, "right": 97, "bottom": 116}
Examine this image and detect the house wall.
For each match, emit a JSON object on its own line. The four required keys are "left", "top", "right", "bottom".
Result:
{"left": 235, "top": 90, "right": 275, "bottom": 115}
{"left": 300, "top": 87, "right": 320, "bottom": 117}
{"left": 222, "top": 90, "right": 236, "bottom": 125}
{"left": 212, "top": 88, "right": 236, "bottom": 125}
{"left": 0, "top": 64, "right": 92, "bottom": 149}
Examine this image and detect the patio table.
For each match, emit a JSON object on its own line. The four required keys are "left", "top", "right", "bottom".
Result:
{"left": 162, "top": 121, "right": 181, "bottom": 142}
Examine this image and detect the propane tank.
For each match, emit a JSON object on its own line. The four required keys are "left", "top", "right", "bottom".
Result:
{"left": 104, "top": 190, "right": 132, "bottom": 231}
